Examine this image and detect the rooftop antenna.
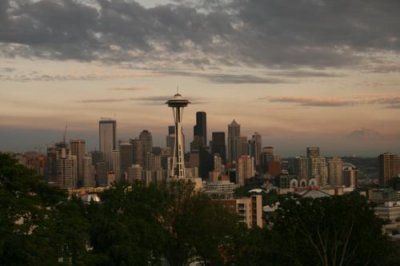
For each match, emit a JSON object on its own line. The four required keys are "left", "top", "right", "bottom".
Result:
{"left": 177, "top": 85, "right": 179, "bottom": 94}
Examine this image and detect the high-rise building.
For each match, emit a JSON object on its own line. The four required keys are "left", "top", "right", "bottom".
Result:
{"left": 378, "top": 153, "right": 400, "bottom": 186}
{"left": 46, "top": 142, "right": 77, "bottom": 189}
{"left": 260, "top": 146, "right": 275, "bottom": 174}
{"left": 193, "top": 111, "right": 207, "bottom": 147}
{"left": 119, "top": 141, "right": 133, "bottom": 179}
{"left": 239, "top": 136, "right": 249, "bottom": 156}
{"left": 130, "top": 138, "right": 143, "bottom": 166}
{"left": 99, "top": 119, "right": 116, "bottom": 170}
{"left": 249, "top": 133, "right": 262, "bottom": 169}
{"left": 139, "top": 130, "right": 153, "bottom": 158}
{"left": 111, "top": 150, "right": 120, "bottom": 182}
{"left": 309, "top": 156, "right": 328, "bottom": 186}
{"left": 237, "top": 155, "right": 255, "bottom": 186}
{"left": 166, "top": 93, "right": 190, "bottom": 179}
{"left": 343, "top": 164, "right": 358, "bottom": 188}
{"left": 70, "top": 139, "right": 86, "bottom": 187}
{"left": 228, "top": 120, "right": 240, "bottom": 164}
{"left": 307, "top": 147, "right": 320, "bottom": 158}
{"left": 211, "top": 132, "right": 226, "bottom": 163}
{"left": 328, "top": 157, "right": 343, "bottom": 186}
{"left": 83, "top": 155, "right": 95, "bottom": 187}
{"left": 294, "top": 156, "right": 309, "bottom": 180}
{"left": 166, "top": 125, "right": 176, "bottom": 156}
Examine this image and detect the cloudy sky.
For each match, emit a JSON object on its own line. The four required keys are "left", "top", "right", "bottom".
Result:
{"left": 1, "top": 0, "right": 400, "bottom": 156}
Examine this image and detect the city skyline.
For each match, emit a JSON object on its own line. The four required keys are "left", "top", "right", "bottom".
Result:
{"left": 1, "top": 0, "right": 400, "bottom": 156}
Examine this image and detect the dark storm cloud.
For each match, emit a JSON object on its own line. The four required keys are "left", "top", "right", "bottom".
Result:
{"left": 1, "top": 0, "right": 400, "bottom": 69}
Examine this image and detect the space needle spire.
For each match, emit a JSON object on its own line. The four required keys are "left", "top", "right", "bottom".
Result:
{"left": 166, "top": 93, "right": 190, "bottom": 179}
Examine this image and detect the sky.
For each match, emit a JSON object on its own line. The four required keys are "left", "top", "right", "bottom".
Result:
{"left": 1, "top": 0, "right": 400, "bottom": 156}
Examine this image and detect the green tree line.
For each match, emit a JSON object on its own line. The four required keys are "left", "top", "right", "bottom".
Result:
{"left": 1, "top": 153, "right": 399, "bottom": 266}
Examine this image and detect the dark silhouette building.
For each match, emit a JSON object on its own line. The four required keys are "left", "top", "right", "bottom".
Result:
{"left": 193, "top": 111, "right": 207, "bottom": 147}
{"left": 211, "top": 132, "right": 226, "bottom": 164}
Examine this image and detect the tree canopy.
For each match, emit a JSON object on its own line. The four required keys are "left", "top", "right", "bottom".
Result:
{"left": 1, "top": 152, "right": 399, "bottom": 266}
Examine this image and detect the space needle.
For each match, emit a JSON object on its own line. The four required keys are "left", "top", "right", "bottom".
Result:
{"left": 166, "top": 93, "right": 190, "bottom": 179}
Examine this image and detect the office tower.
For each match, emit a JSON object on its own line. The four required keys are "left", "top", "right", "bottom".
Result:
{"left": 70, "top": 139, "right": 86, "bottom": 187}
{"left": 228, "top": 120, "right": 240, "bottom": 164}
{"left": 239, "top": 136, "right": 249, "bottom": 156}
{"left": 213, "top": 154, "right": 223, "bottom": 173}
{"left": 119, "top": 141, "right": 133, "bottom": 178}
{"left": 95, "top": 161, "right": 108, "bottom": 187}
{"left": 343, "top": 164, "right": 358, "bottom": 188}
{"left": 237, "top": 155, "right": 255, "bottom": 186}
{"left": 46, "top": 142, "right": 77, "bottom": 189}
{"left": 166, "top": 93, "right": 190, "bottom": 179}
{"left": 139, "top": 130, "right": 153, "bottom": 159}
{"left": 294, "top": 156, "right": 309, "bottom": 180}
{"left": 378, "top": 153, "right": 400, "bottom": 186}
{"left": 166, "top": 125, "right": 176, "bottom": 156}
{"left": 211, "top": 132, "right": 226, "bottom": 163}
{"left": 249, "top": 133, "right": 262, "bottom": 169}
{"left": 91, "top": 150, "right": 103, "bottom": 165}
{"left": 193, "top": 111, "right": 207, "bottom": 147}
{"left": 99, "top": 119, "right": 116, "bottom": 170}
{"left": 130, "top": 138, "right": 143, "bottom": 166}
{"left": 199, "top": 146, "right": 213, "bottom": 180}
{"left": 328, "top": 157, "right": 343, "bottom": 186}
{"left": 111, "top": 150, "right": 120, "bottom": 181}
{"left": 83, "top": 155, "right": 95, "bottom": 187}
{"left": 307, "top": 147, "right": 320, "bottom": 158}
{"left": 309, "top": 156, "right": 328, "bottom": 186}
{"left": 260, "top": 146, "right": 275, "bottom": 174}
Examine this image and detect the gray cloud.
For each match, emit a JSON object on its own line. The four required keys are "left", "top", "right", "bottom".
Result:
{"left": 266, "top": 96, "right": 400, "bottom": 108}
{"left": 160, "top": 70, "right": 285, "bottom": 83}
{"left": 0, "top": 0, "right": 399, "bottom": 69}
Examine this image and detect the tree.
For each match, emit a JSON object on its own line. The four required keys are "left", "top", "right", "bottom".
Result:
{"left": 270, "top": 193, "right": 391, "bottom": 266}
{"left": 0, "top": 153, "right": 89, "bottom": 265}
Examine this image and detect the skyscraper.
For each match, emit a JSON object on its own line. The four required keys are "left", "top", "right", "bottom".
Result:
{"left": 139, "top": 130, "right": 153, "bottom": 169}
{"left": 166, "top": 93, "right": 190, "bottom": 179}
{"left": 99, "top": 119, "right": 116, "bottom": 170}
{"left": 46, "top": 142, "right": 77, "bottom": 189}
{"left": 328, "top": 157, "right": 343, "bottom": 186}
{"left": 193, "top": 111, "right": 207, "bottom": 147}
{"left": 70, "top": 139, "right": 86, "bottom": 187}
{"left": 228, "top": 120, "right": 240, "bottom": 164}
{"left": 378, "top": 153, "right": 400, "bottom": 186}
{"left": 249, "top": 132, "right": 262, "bottom": 169}
{"left": 211, "top": 132, "right": 226, "bottom": 163}
{"left": 119, "top": 141, "right": 133, "bottom": 179}
{"left": 237, "top": 155, "right": 255, "bottom": 186}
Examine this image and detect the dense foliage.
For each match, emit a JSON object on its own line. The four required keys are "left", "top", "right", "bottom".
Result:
{"left": 1, "top": 153, "right": 399, "bottom": 265}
